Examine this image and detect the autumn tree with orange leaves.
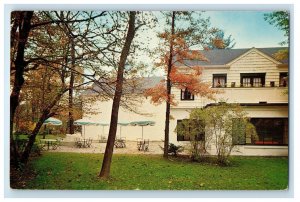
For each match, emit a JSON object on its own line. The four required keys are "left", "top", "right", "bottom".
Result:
{"left": 10, "top": 11, "right": 146, "bottom": 166}
{"left": 145, "top": 11, "right": 227, "bottom": 157}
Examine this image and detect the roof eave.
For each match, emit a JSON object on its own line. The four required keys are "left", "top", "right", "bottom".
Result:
{"left": 205, "top": 102, "right": 288, "bottom": 108}
{"left": 277, "top": 63, "right": 289, "bottom": 68}
{"left": 202, "top": 65, "right": 230, "bottom": 69}
{"left": 226, "top": 48, "right": 282, "bottom": 66}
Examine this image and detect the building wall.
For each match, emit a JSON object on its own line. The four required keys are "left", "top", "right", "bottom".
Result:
{"left": 172, "top": 49, "right": 288, "bottom": 109}
{"left": 170, "top": 106, "right": 288, "bottom": 156}
{"left": 83, "top": 48, "right": 288, "bottom": 156}
{"left": 83, "top": 97, "right": 165, "bottom": 141}
{"left": 172, "top": 87, "right": 288, "bottom": 109}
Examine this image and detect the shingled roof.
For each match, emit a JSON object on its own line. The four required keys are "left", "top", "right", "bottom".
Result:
{"left": 180, "top": 47, "right": 289, "bottom": 66}
{"left": 83, "top": 76, "right": 165, "bottom": 96}
{"left": 83, "top": 47, "right": 288, "bottom": 96}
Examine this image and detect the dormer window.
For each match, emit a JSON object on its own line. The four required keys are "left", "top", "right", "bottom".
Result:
{"left": 181, "top": 88, "right": 194, "bottom": 100}
{"left": 213, "top": 74, "right": 227, "bottom": 88}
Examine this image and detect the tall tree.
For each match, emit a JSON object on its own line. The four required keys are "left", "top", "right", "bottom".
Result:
{"left": 206, "top": 29, "right": 235, "bottom": 49}
{"left": 99, "top": 11, "right": 137, "bottom": 179}
{"left": 264, "top": 11, "right": 289, "bottom": 45}
{"left": 57, "top": 11, "right": 78, "bottom": 134}
{"left": 163, "top": 11, "right": 176, "bottom": 159}
{"left": 10, "top": 11, "right": 34, "bottom": 166}
{"left": 10, "top": 11, "right": 114, "bottom": 165}
{"left": 145, "top": 11, "right": 221, "bottom": 158}
{"left": 264, "top": 11, "right": 289, "bottom": 60}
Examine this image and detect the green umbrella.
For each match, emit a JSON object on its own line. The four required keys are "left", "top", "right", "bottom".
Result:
{"left": 43, "top": 117, "right": 62, "bottom": 137}
{"left": 98, "top": 122, "right": 109, "bottom": 140}
{"left": 74, "top": 118, "right": 99, "bottom": 138}
{"left": 130, "top": 121, "right": 155, "bottom": 139}
{"left": 74, "top": 118, "right": 99, "bottom": 125}
{"left": 118, "top": 122, "right": 130, "bottom": 139}
{"left": 44, "top": 117, "right": 62, "bottom": 125}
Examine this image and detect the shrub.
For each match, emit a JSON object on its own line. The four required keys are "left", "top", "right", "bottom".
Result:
{"left": 168, "top": 143, "right": 184, "bottom": 156}
{"left": 177, "top": 103, "right": 257, "bottom": 165}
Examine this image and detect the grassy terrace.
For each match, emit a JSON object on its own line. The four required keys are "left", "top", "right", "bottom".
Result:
{"left": 15, "top": 153, "right": 288, "bottom": 190}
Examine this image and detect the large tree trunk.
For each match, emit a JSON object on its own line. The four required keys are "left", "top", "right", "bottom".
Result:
{"left": 10, "top": 12, "right": 21, "bottom": 66}
{"left": 68, "top": 38, "right": 75, "bottom": 134}
{"left": 20, "top": 89, "right": 67, "bottom": 164}
{"left": 99, "top": 11, "right": 136, "bottom": 179}
{"left": 41, "top": 67, "right": 47, "bottom": 139}
{"left": 163, "top": 12, "right": 175, "bottom": 158}
{"left": 10, "top": 11, "right": 33, "bottom": 166}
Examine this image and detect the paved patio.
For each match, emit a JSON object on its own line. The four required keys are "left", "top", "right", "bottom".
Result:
{"left": 48, "top": 140, "right": 165, "bottom": 155}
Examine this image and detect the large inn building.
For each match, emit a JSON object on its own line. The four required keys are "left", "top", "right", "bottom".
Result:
{"left": 83, "top": 47, "right": 289, "bottom": 156}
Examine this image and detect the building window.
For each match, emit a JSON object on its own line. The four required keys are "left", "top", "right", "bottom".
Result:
{"left": 177, "top": 119, "right": 205, "bottom": 141}
{"left": 213, "top": 74, "right": 227, "bottom": 87}
{"left": 280, "top": 72, "right": 288, "bottom": 87}
{"left": 248, "top": 118, "right": 288, "bottom": 145}
{"left": 242, "top": 77, "right": 251, "bottom": 87}
{"left": 240, "top": 73, "right": 265, "bottom": 87}
{"left": 181, "top": 88, "right": 194, "bottom": 100}
{"left": 253, "top": 77, "right": 262, "bottom": 87}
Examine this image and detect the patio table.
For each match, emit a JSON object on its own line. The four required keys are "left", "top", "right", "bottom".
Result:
{"left": 75, "top": 138, "right": 92, "bottom": 148}
{"left": 40, "top": 139, "right": 58, "bottom": 150}
{"left": 114, "top": 138, "right": 126, "bottom": 148}
{"left": 137, "top": 139, "right": 149, "bottom": 151}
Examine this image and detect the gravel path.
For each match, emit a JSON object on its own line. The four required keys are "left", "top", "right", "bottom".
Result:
{"left": 48, "top": 140, "right": 165, "bottom": 155}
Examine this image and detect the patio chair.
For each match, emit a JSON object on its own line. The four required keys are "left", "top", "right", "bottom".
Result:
{"left": 74, "top": 138, "right": 79, "bottom": 146}
{"left": 52, "top": 138, "right": 63, "bottom": 150}
{"left": 38, "top": 140, "right": 46, "bottom": 151}
{"left": 144, "top": 139, "right": 149, "bottom": 151}
{"left": 74, "top": 138, "right": 82, "bottom": 148}
{"left": 57, "top": 138, "right": 63, "bottom": 145}
{"left": 137, "top": 138, "right": 143, "bottom": 151}
{"left": 52, "top": 141, "right": 58, "bottom": 150}
{"left": 114, "top": 139, "right": 121, "bottom": 148}
{"left": 120, "top": 137, "right": 126, "bottom": 148}
{"left": 77, "top": 140, "right": 83, "bottom": 148}
{"left": 86, "top": 138, "right": 93, "bottom": 148}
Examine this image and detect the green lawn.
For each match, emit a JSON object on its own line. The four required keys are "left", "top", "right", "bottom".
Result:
{"left": 18, "top": 153, "right": 288, "bottom": 190}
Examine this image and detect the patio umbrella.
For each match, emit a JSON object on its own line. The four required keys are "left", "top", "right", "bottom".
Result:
{"left": 74, "top": 118, "right": 99, "bottom": 139}
{"left": 98, "top": 122, "right": 109, "bottom": 140}
{"left": 44, "top": 117, "right": 62, "bottom": 125}
{"left": 130, "top": 121, "right": 155, "bottom": 139}
{"left": 118, "top": 122, "right": 130, "bottom": 139}
{"left": 43, "top": 117, "right": 62, "bottom": 136}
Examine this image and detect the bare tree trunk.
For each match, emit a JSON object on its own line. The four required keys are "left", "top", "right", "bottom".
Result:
{"left": 41, "top": 67, "right": 47, "bottom": 139}
{"left": 99, "top": 11, "right": 136, "bottom": 179}
{"left": 163, "top": 11, "right": 175, "bottom": 158}
{"left": 68, "top": 38, "right": 75, "bottom": 134}
{"left": 10, "top": 11, "right": 21, "bottom": 67}
{"left": 10, "top": 11, "right": 33, "bottom": 166}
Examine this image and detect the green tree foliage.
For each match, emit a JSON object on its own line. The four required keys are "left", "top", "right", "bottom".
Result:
{"left": 264, "top": 11, "right": 289, "bottom": 60}
{"left": 264, "top": 11, "right": 289, "bottom": 95}
{"left": 177, "top": 103, "right": 257, "bottom": 165}
{"left": 264, "top": 11, "right": 289, "bottom": 45}
{"left": 147, "top": 11, "right": 227, "bottom": 158}
{"left": 206, "top": 29, "right": 236, "bottom": 49}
